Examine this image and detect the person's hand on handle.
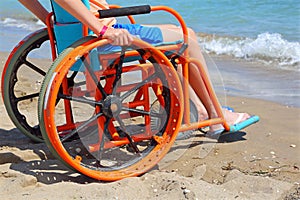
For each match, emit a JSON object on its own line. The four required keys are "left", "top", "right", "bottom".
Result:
{"left": 101, "top": 26, "right": 134, "bottom": 46}
{"left": 52, "top": 0, "right": 133, "bottom": 46}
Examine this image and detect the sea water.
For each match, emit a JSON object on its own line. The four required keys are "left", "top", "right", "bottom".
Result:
{"left": 0, "top": 0, "right": 299, "bottom": 106}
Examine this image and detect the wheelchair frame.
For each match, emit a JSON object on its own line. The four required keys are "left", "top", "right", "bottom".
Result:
{"left": 44, "top": 2, "right": 230, "bottom": 133}
{"left": 1, "top": 0, "right": 259, "bottom": 181}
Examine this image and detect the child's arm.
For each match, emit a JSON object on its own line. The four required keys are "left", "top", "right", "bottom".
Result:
{"left": 18, "top": 0, "right": 49, "bottom": 24}
{"left": 54, "top": 0, "right": 133, "bottom": 45}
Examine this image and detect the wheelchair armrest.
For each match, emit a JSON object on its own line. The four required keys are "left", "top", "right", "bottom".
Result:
{"left": 98, "top": 5, "right": 151, "bottom": 18}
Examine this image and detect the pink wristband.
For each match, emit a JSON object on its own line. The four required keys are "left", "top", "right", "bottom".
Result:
{"left": 99, "top": 25, "right": 108, "bottom": 38}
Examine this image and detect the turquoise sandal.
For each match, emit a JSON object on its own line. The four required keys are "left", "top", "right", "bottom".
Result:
{"left": 206, "top": 115, "right": 260, "bottom": 139}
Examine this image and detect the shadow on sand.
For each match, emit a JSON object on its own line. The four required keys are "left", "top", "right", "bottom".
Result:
{"left": 0, "top": 128, "right": 247, "bottom": 184}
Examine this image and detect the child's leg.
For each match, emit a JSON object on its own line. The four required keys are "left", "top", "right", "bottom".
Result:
{"left": 157, "top": 25, "right": 251, "bottom": 129}
{"left": 157, "top": 25, "right": 218, "bottom": 118}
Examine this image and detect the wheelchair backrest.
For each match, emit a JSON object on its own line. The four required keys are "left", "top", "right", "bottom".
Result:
{"left": 50, "top": 0, "right": 91, "bottom": 54}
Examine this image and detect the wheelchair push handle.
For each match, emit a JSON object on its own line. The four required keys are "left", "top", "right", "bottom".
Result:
{"left": 98, "top": 5, "right": 151, "bottom": 18}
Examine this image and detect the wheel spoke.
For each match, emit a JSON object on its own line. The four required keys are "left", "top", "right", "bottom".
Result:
{"left": 115, "top": 115, "right": 140, "bottom": 154}
{"left": 96, "top": 116, "right": 111, "bottom": 162}
{"left": 120, "top": 73, "right": 157, "bottom": 101}
{"left": 112, "top": 47, "right": 126, "bottom": 95}
{"left": 122, "top": 107, "right": 150, "bottom": 116}
{"left": 15, "top": 92, "right": 39, "bottom": 103}
{"left": 22, "top": 58, "right": 46, "bottom": 76}
{"left": 81, "top": 56, "right": 107, "bottom": 98}
{"left": 58, "top": 93, "right": 102, "bottom": 107}
{"left": 61, "top": 111, "right": 103, "bottom": 142}
{"left": 69, "top": 71, "right": 78, "bottom": 81}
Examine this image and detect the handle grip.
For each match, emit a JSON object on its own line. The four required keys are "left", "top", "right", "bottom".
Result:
{"left": 98, "top": 5, "right": 151, "bottom": 18}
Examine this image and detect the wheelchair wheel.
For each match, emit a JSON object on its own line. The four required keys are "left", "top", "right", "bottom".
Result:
{"left": 38, "top": 37, "right": 183, "bottom": 181}
{"left": 1, "top": 28, "right": 51, "bottom": 142}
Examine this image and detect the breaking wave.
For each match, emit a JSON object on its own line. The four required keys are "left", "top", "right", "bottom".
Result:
{"left": 198, "top": 32, "right": 300, "bottom": 70}
{"left": 1, "top": 16, "right": 299, "bottom": 71}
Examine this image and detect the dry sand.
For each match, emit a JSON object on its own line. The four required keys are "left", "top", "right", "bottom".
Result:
{"left": 0, "top": 51, "right": 299, "bottom": 199}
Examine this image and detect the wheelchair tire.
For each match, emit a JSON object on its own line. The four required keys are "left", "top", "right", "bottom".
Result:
{"left": 2, "top": 28, "right": 50, "bottom": 142}
{"left": 38, "top": 36, "right": 183, "bottom": 181}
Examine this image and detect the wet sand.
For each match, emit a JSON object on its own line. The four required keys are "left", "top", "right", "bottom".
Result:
{"left": 0, "top": 51, "right": 299, "bottom": 199}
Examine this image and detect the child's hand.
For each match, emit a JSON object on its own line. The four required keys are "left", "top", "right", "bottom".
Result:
{"left": 103, "top": 27, "right": 133, "bottom": 46}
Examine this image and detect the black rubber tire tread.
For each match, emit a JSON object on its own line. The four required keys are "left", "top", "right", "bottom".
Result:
{"left": 2, "top": 29, "right": 49, "bottom": 142}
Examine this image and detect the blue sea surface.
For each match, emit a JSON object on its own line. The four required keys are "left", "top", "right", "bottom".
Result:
{"left": 0, "top": 0, "right": 299, "bottom": 106}
{"left": 1, "top": 0, "right": 299, "bottom": 68}
{"left": 112, "top": 0, "right": 300, "bottom": 42}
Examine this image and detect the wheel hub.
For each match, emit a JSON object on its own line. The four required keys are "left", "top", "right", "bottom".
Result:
{"left": 102, "top": 95, "right": 122, "bottom": 118}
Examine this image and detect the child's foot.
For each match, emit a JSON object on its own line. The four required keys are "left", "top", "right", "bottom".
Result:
{"left": 223, "top": 109, "right": 250, "bottom": 126}
{"left": 206, "top": 109, "right": 251, "bottom": 139}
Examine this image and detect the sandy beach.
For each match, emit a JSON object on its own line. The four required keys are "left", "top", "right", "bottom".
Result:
{"left": 0, "top": 51, "right": 299, "bottom": 200}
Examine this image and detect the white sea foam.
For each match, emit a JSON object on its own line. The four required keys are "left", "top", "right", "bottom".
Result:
{"left": 0, "top": 17, "right": 43, "bottom": 31}
{"left": 1, "top": 16, "right": 299, "bottom": 71}
{"left": 199, "top": 32, "right": 300, "bottom": 70}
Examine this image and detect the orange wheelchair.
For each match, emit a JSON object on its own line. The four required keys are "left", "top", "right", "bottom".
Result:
{"left": 2, "top": 0, "right": 259, "bottom": 181}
